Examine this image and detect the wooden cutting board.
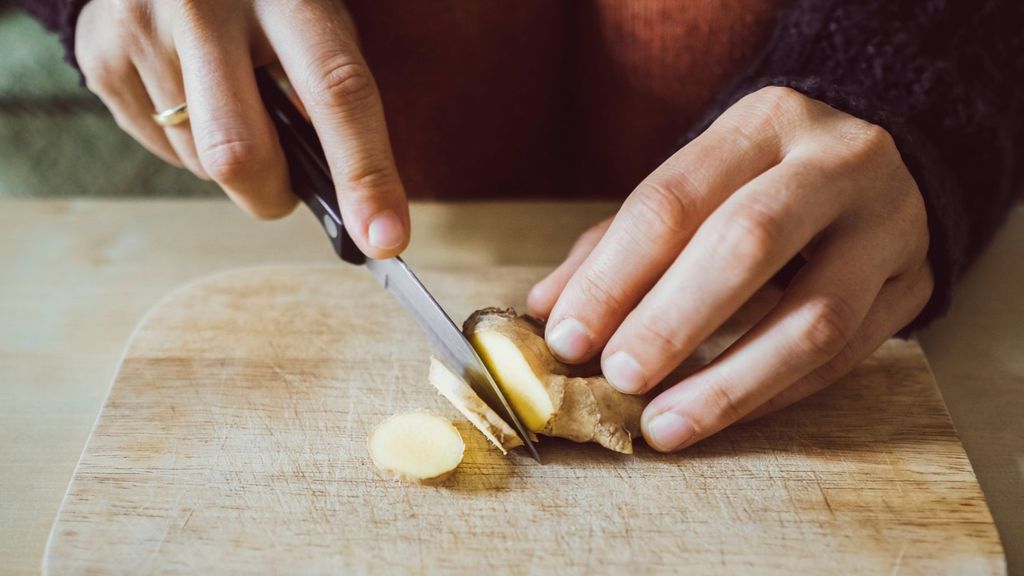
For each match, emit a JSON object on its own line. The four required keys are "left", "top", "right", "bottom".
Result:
{"left": 44, "top": 265, "right": 1004, "bottom": 575}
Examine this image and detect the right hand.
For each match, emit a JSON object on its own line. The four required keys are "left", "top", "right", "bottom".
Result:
{"left": 75, "top": 0, "right": 409, "bottom": 257}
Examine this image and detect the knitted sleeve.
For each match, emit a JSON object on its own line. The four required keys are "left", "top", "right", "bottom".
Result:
{"left": 14, "top": 0, "right": 91, "bottom": 72}
{"left": 686, "top": 0, "right": 1024, "bottom": 330}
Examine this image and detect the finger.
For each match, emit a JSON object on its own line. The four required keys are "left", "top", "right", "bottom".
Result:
{"left": 259, "top": 3, "right": 409, "bottom": 258}
{"left": 98, "top": 67, "right": 183, "bottom": 167}
{"left": 175, "top": 12, "right": 296, "bottom": 220}
{"left": 131, "top": 44, "right": 207, "bottom": 179}
{"left": 740, "top": 262, "right": 934, "bottom": 423}
{"left": 601, "top": 157, "right": 863, "bottom": 395}
{"left": 640, "top": 231, "right": 890, "bottom": 452}
{"left": 544, "top": 95, "right": 790, "bottom": 363}
{"left": 74, "top": 4, "right": 181, "bottom": 167}
{"left": 527, "top": 218, "right": 612, "bottom": 319}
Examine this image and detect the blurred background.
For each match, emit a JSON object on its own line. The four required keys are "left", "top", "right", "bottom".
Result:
{"left": 0, "top": 1, "right": 217, "bottom": 198}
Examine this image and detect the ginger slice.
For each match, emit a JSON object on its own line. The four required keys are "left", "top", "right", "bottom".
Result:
{"left": 368, "top": 412, "right": 465, "bottom": 484}
{"left": 428, "top": 357, "right": 524, "bottom": 454}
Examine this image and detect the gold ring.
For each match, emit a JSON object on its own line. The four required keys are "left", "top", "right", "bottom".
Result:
{"left": 152, "top": 103, "right": 189, "bottom": 127}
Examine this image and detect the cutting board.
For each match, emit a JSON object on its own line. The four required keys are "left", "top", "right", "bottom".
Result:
{"left": 44, "top": 265, "right": 1004, "bottom": 575}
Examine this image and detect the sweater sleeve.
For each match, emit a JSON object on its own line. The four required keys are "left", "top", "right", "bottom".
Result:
{"left": 685, "top": 0, "right": 1024, "bottom": 331}
{"left": 14, "top": 0, "right": 92, "bottom": 72}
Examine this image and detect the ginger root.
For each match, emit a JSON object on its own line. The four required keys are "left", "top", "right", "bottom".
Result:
{"left": 367, "top": 412, "right": 464, "bottom": 484}
{"left": 429, "top": 357, "right": 524, "bottom": 454}
{"left": 464, "top": 308, "right": 648, "bottom": 454}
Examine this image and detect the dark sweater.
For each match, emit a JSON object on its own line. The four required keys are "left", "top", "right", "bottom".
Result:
{"left": 686, "top": 0, "right": 1024, "bottom": 330}
{"left": 17, "top": 0, "right": 1024, "bottom": 330}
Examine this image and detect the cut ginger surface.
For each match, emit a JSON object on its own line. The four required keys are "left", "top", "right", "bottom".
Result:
{"left": 367, "top": 412, "right": 465, "bottom": 485}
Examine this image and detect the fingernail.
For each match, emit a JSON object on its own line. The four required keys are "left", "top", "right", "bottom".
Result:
{"left": 645, "top": 411, "right": 696, "bottom": 452}
{"left": 603, "top": 351, "right": 646, "bottom": 393}
{"left": 547, "top": 318, "right": 591, "bottom": 362}
{"left": 368, "top": 210, "right": 405, "bottom": 250}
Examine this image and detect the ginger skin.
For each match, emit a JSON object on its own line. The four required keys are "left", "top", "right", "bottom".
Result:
{"left": 428, "top": 357, "right": 524, "bottom": 454}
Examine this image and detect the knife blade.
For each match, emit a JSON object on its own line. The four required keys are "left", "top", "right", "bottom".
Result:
{"left": 364, "top": 257, "right": 540, "bottom": 462}
{"left": 255, "top": 67, "right": 540, "bottom": 461}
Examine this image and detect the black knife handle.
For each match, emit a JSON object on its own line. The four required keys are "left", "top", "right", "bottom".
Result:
{"left": 255, "top": 67, "right": 367, "bottom": 265}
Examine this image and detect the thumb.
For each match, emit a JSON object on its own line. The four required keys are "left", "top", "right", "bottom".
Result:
{"left": 260, "top": 3, "right": 409, "bottom": 258}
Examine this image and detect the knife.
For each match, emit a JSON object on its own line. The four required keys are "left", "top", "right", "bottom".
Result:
{"left": 255, "top": 67, "right": 540, "bottom": 462}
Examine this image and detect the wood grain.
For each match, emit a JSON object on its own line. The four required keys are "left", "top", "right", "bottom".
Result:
{"left": 44, "top": 265, "right": 1004, "bottom": 575}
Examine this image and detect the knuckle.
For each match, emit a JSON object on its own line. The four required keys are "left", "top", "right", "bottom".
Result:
{"left": 836, "top": 120, "right": 898, "bottom": 162}
{"left": 308, "top": 58, "right": 377, "bottom": 109}
{"left": 173, "top": 0, "right": 220, "bottom": 42}
{"left": 744, "top": 86, "right": 810, "bottom": 128}
{"left": 81, "top": 60, "right": 121, "bottom": 95}
{"left": 757, "top": 85, "right": 803, "bottom": 107}
{"left": 698, "top": 380, "right": 746, "bottom": 425}
{"left": 799, "top": 295, "right": 857, "bottom": 361}
{"left": 346, "top": 163, "right": 397, "bottom": 193}
{"left": 730, "top": 120, "right": 772, "bottom": 160}
{"left": 713, "top": 204, "right": 782, "bottom": 268}
{"left": 815, "top": 342, "right": 860, "bottom": 385}
{"left": 197, "top": 134, "right": 270, "bottom": 185}
{"left": 755, "top": 390, "right": 796, "bottom": 421}
{"left": 575, "top": 268, "right": 630, "bottom": 314}
{"left": 244, "top": 199, "right": 295, "bottom": 221}
{"left": 628, "top": 174, "right": 697, "bottom": 238}
{"left": 336, "top": 161, "right": 404, "bottom": 214}
{"left": 714, "top": 100, "right": 782, "bottom": 158}
{"left": 638, "top": 318, "right": 689, "bottom": 356}
{"left": 111, "top": 0, "right": 141, "bottom": 19}
{"left": 112, "top": 0, "right": 153, "bottom": 52}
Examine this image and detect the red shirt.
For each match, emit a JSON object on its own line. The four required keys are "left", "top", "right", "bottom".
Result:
{"left": 345, "top": 0, "right": 790, "bottom": 199}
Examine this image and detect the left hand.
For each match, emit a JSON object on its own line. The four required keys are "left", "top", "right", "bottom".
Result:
{"left": 527, "top": 87, "right": 934, "bottom": 452}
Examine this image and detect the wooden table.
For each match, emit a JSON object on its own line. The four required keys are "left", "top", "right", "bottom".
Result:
{"left": 1, "top": 199, "right": 1021, "bottom": 575}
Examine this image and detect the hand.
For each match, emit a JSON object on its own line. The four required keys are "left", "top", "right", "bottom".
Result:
{"left": 527, "top": 87, "right": 934, "bottom": 452}
{"left": 75, "top": 0, "right": 409, "bottom": 257}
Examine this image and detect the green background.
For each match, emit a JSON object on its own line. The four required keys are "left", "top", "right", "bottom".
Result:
{"left": 0, "top": 4, "right": 217, "bottom": 198}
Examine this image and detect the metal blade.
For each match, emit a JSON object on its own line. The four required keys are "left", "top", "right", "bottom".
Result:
{"left": 364, "top": 257, "right": 540, "bottom": 461}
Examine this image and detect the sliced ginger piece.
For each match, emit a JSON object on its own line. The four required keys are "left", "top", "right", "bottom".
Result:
{"left": 428, "top": 357, "right": 524, "bottom": 454}
{"left": 464, "top": 308, "right": 648, "bottom": 454}
{"left": 368, "top": 412, "right": 464, "bottom": 484}
{"left": 469, "top": 330, "right": 555, "bottom": 431}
